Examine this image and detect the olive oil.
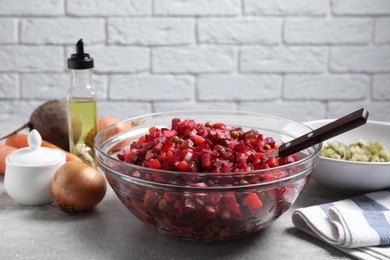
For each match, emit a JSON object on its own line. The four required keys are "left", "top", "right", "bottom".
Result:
{"left": 68, "top": 98, "right": 97, "bottom": 158}
{"left": 67, "top": 39, "right": 97, "bottom": 160}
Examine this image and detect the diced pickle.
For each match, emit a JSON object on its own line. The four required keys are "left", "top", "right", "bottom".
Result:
{"left": 320, "top": 139, "right": 390, "bottom": 162}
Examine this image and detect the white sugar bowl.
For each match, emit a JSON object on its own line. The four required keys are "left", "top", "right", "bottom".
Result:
{"left": 4, "top": 130, "right": 66, "bottom": 205}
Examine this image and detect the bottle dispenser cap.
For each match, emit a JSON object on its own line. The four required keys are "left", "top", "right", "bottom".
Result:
{"left": 67, "top": 39, "right": 94, "bottom": 70}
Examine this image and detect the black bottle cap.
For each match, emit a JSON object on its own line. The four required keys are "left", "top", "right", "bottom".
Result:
{"left": 67, "top": 39, "right": 94, "bottom": 69}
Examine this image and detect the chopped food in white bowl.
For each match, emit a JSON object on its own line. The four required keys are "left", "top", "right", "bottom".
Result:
{"left": 304, "top": 120, "right": 390, "bottom": 193}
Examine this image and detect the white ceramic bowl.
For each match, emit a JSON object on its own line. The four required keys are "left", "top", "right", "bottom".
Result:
{"left": 304, "top": 120, "right": 390, "bottom": 193}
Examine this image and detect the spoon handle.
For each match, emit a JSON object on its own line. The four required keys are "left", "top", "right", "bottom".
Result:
{"left": 275, "top": 108, "right": 369, "bottom": 158}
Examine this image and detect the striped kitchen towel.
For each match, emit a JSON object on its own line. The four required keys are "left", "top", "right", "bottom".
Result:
{"left": 292, "top": 189, "right": 390, "bottom": 260}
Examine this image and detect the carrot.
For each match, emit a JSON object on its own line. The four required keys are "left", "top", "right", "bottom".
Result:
{"left": 97, "top": 116, "right": 144, "bottom": 137}
{"left": 3, "top": 117, "right": 140, "bottom": 168}
{"left": 6, "top": 133, "right": 58, "bottom": 149}
{"left": 97, "top": 117, "right": 145, "bottom": 152}
{"left": 0, "top": 143, "right": 16, "bottom": 174}
{"left": 98, "top": 116, "right": 131, "bottom": 140}
{"left": 5, "top": 133, "right": 81, "bottom": 163}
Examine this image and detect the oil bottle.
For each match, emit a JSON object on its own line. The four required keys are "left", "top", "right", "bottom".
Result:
{"left": 67, "top": 39, "right": 97, "bottom": 159}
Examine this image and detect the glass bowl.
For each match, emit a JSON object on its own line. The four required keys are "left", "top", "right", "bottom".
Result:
{"left": 94, "top": 110, "right": 321, "bottom": 242}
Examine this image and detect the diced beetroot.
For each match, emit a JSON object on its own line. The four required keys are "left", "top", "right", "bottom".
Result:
{"left": 117, "top": 153, "right": 124, "bottom": 161}
{"left": 163, "top": 191, "right": 179, "bottom": 203}
{"left": 267, "top": 157, "right": 279, "bottom": 168}
{"left": 233, "top": 143, "right": 246, "bottom": 153}
{"left": 278, "top": 154, "right": 298, "bottom": 165}
{"left": 248, "top": 151, "right": 260, "bottom": 165}
{"left": 204, "top": 206, "right": 217, "bottom": 220}
{"left": 201, "top": 153, "right": 211, "bottom": 169}
{"left": 266, "top": 185, "right": 288, "bottom": 201}
{"left": 153, "top": 142, "right": 163, "bottom": 151}
{"left": 264, "top": 137, "right": 276, "bottom": 148}
{"left": 143, "top": 191, "right": 161, "bottom": 209}
{"left": 178, "top": 119, "right": 195, "bottom": 132}
{"left": 220, "top": 209, "right": 232, "bottom": 220}
{"left": 116, "top": 117, "right": 301, "bottom": 241}
{"left": 204, "top": 194, "right": 223, "bottom": 206}
{"left": 262, "top": 171, "right": 287, "bottom": 182}
{"left": 179, "top": 196, "right": 196, "bottom": 215}
{"left": 223, "top": 194, "right": 241, "bottom": 218}
{"left": 151, "top": 173, "right": 165, "bottom": 183}
{"left": 185, "top": 161, "right": 198, "bottom": 172}
{"left": 145, "top": 150, "right": 155, "bottom": 160}
{"left": 220, "top": 161, "right": 232, "bottom": 173}
{"left": 173, "top": 200, "right": 183, "bottom": 217}
{"left": 172, "top": 118, "right": 181, "bottom": 129}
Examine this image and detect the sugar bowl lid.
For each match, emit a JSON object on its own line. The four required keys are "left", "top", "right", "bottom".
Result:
{"left": 8, "top": 130, "right": 65, "bottom": 165}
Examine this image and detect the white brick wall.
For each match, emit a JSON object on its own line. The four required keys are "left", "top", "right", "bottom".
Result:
{"left": 0, "top": 0, "right": 389, "bottom": 122}
{"left": 0, "top": 74, "right": 18, "bottom": 98}
{"left": 109, "top": 75, "right": 195, "bottom": 101}
{"left": 241, "top": 47, "right": 326, "bottom": 73}
{"left": 283, "top": 75, "right": 369, "bottom": 100}
{"left": 375, "top": 18, "right": 390, "bottom": 44}
{"left": 108, "top": 18, "right": 195, "bottom": 45}
{"left": 0, "top": 0, "right": 64, "bottom": 16}
{"left": 284, "top": 18, "right": 372, "bottom": 45}
{"left": 198, "top": 75, "right": 282, "bottom": 101}
{"left": 154, "top": 0, "right": 241, "bottom": 16}
{"left": 0, "top": 19, "right": 17, "bottom": 44}
{"left": 0, "top": 46, "right": 63, "bottom": 72}
{"left": 330, "top": 47, "right": 390, "bottom": 73}
{"left": 332, "top": 0, "right": 390, "bottom": 15}
{"left": 198, "top": 18, "right": 281, "bottom": 44}
{"left": 244, "top": 0, "right": 329, "bottom": 16}
{"left": 21, "top": 18, "right": 105, "bottom": 44}
{"left": 67, "top": 0, "right": 151, "bottom": 16}
{"left": 152, "top": 47, "right": 236, "bottom": 73}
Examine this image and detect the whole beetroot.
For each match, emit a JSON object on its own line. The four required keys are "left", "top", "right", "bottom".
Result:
{"left": 0, "top": 99, "right": 81, "bottom": 151}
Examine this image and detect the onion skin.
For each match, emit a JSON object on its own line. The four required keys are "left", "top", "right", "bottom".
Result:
{"left": 52, "top": 161, "right": 107, "bottom": 212}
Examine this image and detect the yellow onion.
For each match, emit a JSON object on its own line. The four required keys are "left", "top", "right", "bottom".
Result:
{"left": 52, "top": 161, "right": 107, "bottom": 212}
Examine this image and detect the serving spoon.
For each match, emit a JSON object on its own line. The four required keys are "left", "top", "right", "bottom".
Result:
{"left": 272, "top": 108, "right": 369, "bottom": 158}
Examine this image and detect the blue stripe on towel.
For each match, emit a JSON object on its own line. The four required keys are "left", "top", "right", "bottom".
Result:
{"left": 352, "top": 195, "right": 390, "bottom": 246}
{"left": 352, "top": 195, "right": 389, "bottom": 211}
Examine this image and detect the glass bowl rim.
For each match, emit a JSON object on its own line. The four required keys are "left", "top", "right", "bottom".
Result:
{"left": 94, "top": 109, "right": 322, "bottom": 182}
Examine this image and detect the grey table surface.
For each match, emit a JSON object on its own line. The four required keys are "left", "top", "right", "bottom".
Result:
{"left": 0, "top": 122, "right": 354, "bottom": 260}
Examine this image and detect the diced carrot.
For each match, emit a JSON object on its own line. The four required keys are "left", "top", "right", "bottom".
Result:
{"left": 176, "top": 161, "right": 188, "bottom": 171}
{"left": 0, "top": 143, "right": 16, "bottom": 174}
{"left": 191, "top": 135, "right": 205, "bottom": 145}
{"left": 243, "top": 193, "right": 263, "bottom": 213}
{"left": 213, "top": 122, "right": 226, "bottom": 130}
{"left": 148, "top": 159, "right": 161, "bottom": 169}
